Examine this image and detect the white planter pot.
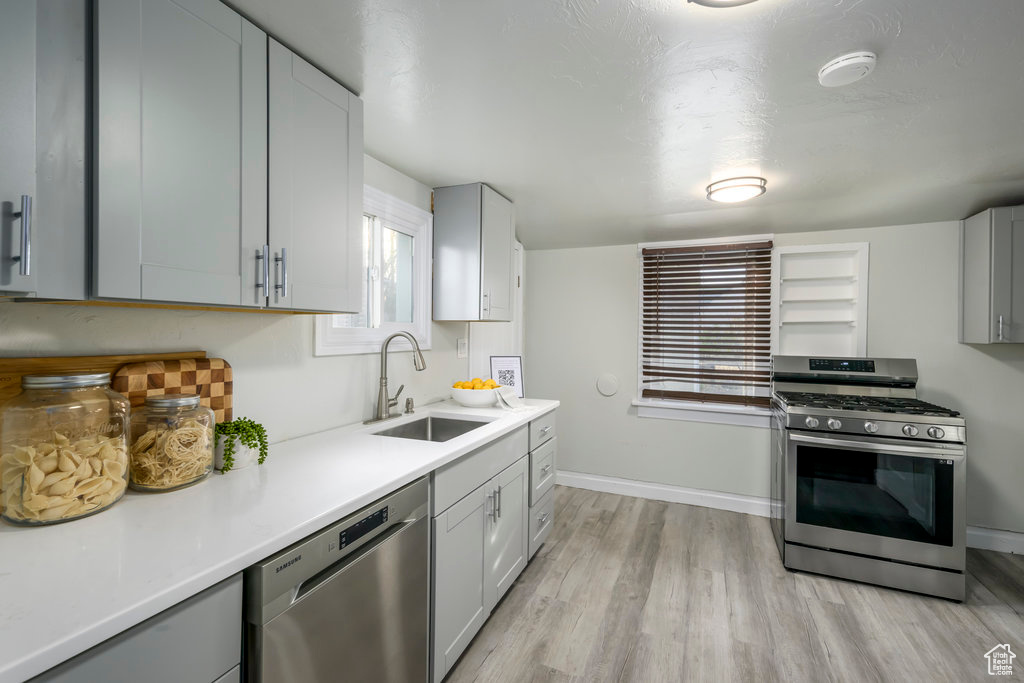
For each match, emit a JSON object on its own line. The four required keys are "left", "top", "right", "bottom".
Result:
{"left": 214, "top": 441, "right": 260, "bottom": 471}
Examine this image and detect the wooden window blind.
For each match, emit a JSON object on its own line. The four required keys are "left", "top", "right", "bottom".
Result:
{"left": 641, "top": 240, "right": 774, "bottom": 408}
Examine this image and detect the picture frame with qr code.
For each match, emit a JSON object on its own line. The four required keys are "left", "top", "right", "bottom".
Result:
{"left": 490, "top": 355, "right": 525, "bottom": 399}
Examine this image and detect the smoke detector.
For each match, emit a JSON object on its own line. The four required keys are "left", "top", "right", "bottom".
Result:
{"left": 818, "top": 51, "right": 877, "bottom": 87}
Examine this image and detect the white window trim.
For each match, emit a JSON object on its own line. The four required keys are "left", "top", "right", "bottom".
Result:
{"left": 314, "top": 185, "right": 432, "bottom": 356}
{"left": 634, "top": 233, "right": 774, "bottom": 428}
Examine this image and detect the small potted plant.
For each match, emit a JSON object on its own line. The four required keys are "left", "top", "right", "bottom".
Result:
{"left": 214, "top": 417, "right": 269, "bottom": 473}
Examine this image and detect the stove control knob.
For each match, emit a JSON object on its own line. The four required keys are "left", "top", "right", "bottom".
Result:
{"left": 864, "top": 421, "right": 879, "bottom": 433}
{"left": 804, "top": 416, "right": 820, "bottom": 429}
{"left": 927, "top": 426, "right": 945, "bottom": 440}
{"left": 827, "top": 418, "right": 843, "bottom": 431}
{"left": 902, "top": 424, "right": 919, "bottom": 437}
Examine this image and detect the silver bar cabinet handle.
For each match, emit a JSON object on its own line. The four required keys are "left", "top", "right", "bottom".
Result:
{"left": 12, "top": 194, "right": 31, "bottom": 276}
{"left": 496, "top": 485, "right": 502, "bottom": 518}
{"left": 997, "top": 315, "right": 1005, "bottom": 341}
{"left": 489, "top": 491, "right": 498, "bottom": 522}
{"left": 275, "top": 248, "right": 288, "bottom": 298}
{"left": 256, "top": 245, "right": 269, "bottom": 297}
{"left": 538, "top": 512, "right": 549, "bottom": 525}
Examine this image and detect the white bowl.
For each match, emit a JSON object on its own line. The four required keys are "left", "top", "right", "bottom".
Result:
{"left": 451, "top": 387, "right": 499, "bottom": 407}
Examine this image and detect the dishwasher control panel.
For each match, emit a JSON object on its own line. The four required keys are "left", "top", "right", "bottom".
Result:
{"left": 340, "top": 507, "right": 389, "bottom": 550}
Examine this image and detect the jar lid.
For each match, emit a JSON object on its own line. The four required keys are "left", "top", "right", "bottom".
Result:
{"left": 22, "top": 372, "right": 112, "bottom": 389}
{"left": 145, "top": 393, "right": 201, "bottom": 408}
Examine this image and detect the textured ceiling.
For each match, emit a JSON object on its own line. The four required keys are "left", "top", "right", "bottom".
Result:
{"left": 229, "top": 0, "right": 1024, "bottom": 248}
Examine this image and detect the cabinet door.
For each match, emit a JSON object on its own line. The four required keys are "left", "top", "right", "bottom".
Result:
{"left": 480, "top": 185, "right": 514, "bottom": 321}
{"left": 34, "top": 574, "right": 242, "bottom": 683}
{"left": 268, "top": 39, "right": 363, "bottom": 313}
{"left": 433, "top": 484, "right": 489, "bottom": 683}
{"left": 0, "top": 0, "right": 37, "bottom": 294}
{"left": 96, "top": 0, "right": 267, "bottom": 306}
{"left": 484, "top": 456, "right": 528, "bottom": 610}
{"left": 1009, "top": 212, "right": 1024, "bottom": 342}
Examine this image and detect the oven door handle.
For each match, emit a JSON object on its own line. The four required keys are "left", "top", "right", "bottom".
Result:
{"left": 788, "top": 432, "right": 965, "bottom": 458}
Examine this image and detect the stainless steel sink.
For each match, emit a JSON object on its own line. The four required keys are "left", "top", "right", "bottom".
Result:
{"left": 372, "top": 416, "right": 491, "bottom": 442}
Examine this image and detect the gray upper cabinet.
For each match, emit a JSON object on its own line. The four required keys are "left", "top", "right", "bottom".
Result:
{"left": 959, "top": 206, "right": 1024, "bottom": 343}
{"left": 268, "top": 38, "right": 363, "bottom": 313}
{"left": 0, "top": 0, "right": 87, "bottom": 300}
{"left": 95, "top": 0, "right": 267, "bottom": 307}
{"left": 433, "top": 183, "right": 515, "bottom": 322}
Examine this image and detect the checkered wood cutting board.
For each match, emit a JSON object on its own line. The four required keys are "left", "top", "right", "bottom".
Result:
{"left": 111, "top": 358, "right": 233, "bottom": 423}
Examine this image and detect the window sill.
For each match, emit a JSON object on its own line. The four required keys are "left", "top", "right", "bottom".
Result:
{"left": 632, "top": 398, "right": 770, "bottom": 428}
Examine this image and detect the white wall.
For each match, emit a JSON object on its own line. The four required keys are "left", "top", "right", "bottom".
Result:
{"left": 0, "top": 156, "right": 468, "bottom": 444}
{"left": 526, "top": 221, "right": 1024, "bottom": 533}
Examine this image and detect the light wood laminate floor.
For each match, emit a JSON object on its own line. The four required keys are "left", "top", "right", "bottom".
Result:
{"left": 447, "top": 486, "right": 1024, "bottom": 683}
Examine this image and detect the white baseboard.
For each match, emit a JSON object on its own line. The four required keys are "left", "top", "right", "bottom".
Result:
{"left": 556, "top": 470, "right": 1024, "bottom": 554}
{"left": 967, "top": 526, "right": 1024, "bottom": 554}
{"left": 555, "top": 470, "right": 771, "bottom": 518}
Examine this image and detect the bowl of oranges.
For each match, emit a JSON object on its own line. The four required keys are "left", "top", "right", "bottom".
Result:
{"left": 451, "top": 378, "right": 500, "bottom": 407}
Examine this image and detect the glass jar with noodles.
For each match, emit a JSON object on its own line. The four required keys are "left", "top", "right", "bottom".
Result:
{"left": 0, "top": 373, "right": 130, "bottom": 525}
{"left": 129, "top": 394, "right": 214, "bottom": 492}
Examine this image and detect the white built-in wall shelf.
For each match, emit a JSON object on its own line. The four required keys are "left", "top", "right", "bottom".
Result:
{"left": 771, "top": 244, "right": 869, "bottom": 357}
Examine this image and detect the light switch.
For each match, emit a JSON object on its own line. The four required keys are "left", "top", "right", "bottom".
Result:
{"left": 457, "top": 338, "right": 468, "bottom": 359}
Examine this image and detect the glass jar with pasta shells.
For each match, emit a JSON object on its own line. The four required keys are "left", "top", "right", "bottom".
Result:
{"left": 0, "top": 373, "right": 130, "bottom": 526}
{"left": 129, "top": 394, "right": 214, "bottom": 492}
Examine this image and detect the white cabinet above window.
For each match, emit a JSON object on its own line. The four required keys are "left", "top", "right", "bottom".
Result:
{"left": 770, "top": 243, "right": 869, "bottom": 357}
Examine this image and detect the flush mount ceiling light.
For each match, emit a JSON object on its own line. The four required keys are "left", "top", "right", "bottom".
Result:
{"left": 706, "top": 177, "right": 767, "bottom": 203}
{"left": 818, "top": 51, "right": 877, "bottom": 87}
{"left": 687, "top": 0, "right": 759, "bottom": 7}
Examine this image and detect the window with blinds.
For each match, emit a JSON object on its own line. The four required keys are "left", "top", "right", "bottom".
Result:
{"left": 640, "top": 239, "right": 774, "bottom": 408}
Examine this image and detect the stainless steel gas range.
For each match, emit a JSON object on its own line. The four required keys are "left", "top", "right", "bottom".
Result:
{"left": 770, "top": 356, "right": 967, "bottom": 601}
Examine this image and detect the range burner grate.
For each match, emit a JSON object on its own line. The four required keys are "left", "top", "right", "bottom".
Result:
{"left": 775, "top": 391, "right": 961, "bottom": 417}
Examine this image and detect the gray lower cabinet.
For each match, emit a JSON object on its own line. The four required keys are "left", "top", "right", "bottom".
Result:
{"left": 32, "top": 574, "right": 242, "bottom": 683}
{"left": 0, "top": 0, "right": 87, "bottom": 299}
{"left": 484, "top": 457, "right": 528, "bottom": 609}
{"left": 267, "top": 38, "right": 363, "bottom": 313}
{"left": 432, "top": 482, "right": 490, "bottom": 681}
{"left": 528, "top": 487, "right": 555, "bottom": 559}
{"left": 432, "top": 453, "right": 528, "bottom": 682}
{"left": 960, "top": 205, "right": 1024, "bottom": 343}
{"left": 527, "top": 413, "right": 557, "bottom": 559}
{"left": 95, "top": 0, "right": 267, "bottom": 307}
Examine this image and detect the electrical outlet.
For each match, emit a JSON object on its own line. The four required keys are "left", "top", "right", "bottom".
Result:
{"left": 457, "top": 338, "right": 468, "bottom": 359}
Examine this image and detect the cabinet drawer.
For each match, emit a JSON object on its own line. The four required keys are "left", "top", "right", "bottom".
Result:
{"left": 528, "top": 487, "right": 555, "bottom": 559}
{"left": 433, "top": 425, "right": 528, "bottom": 515}
{"left": 529, "top": 436, "right": 556, "bottom": 506}
{"left": 529, "top": 412, "right": 556, "bottom": 451}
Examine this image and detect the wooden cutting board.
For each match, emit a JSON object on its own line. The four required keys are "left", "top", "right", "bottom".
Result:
{"left": 0, "top": 351, "right": 208, "bottom": 403}
{"left": 112, "top": 358, "right": 233, "bottom": 423}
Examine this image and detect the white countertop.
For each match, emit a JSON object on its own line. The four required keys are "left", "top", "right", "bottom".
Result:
{"left": 0, "top": 399, "right": 558, "bottom": 683}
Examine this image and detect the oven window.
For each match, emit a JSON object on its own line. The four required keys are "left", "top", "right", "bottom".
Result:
{"left": 796, "top": 446, "right": 954, "bottom": 546}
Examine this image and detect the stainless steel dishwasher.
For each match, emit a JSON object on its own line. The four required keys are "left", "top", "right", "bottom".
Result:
{"left": 244, "top": 477, "right": 429, "bottom": 683}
